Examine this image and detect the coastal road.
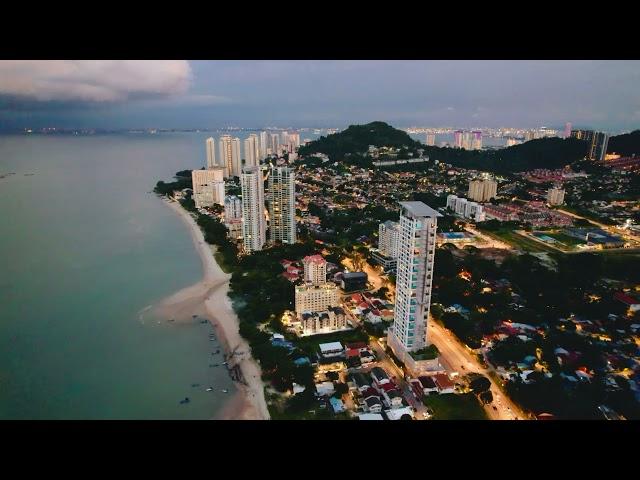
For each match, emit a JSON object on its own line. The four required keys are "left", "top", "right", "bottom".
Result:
{"left": 427, "top": 319, "right": 528, "bottom": 420}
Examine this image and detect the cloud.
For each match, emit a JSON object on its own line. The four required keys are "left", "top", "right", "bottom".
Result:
{"left": 0, "top": 60, "right": 191, "bottom": 103}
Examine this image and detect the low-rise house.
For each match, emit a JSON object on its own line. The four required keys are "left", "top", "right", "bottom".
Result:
{"left": 315, "top": 381, "right": 335, "bottom": 397}
{"left": 418, "top": 376, "right": 439, "bottom": 395}
{"left": 357, "top": 413, "right": 384, "bottom": 420}
{"left": 364, "top": 396, "right": 383, "bottom": 413}
{"left": 433, "top": 373, "right": 456, "bottom": 394}
{"left": 350, "top": 372, "right": 372, "bottom": 393}
{"left": 384, "top": 406, "right": 414, "bottom": 420}
{"left": 319, "top": 341, "right": 345, "bottom": 359}
{"left": 371, "top": 366, "right": 391, "bottom": 386}
{"left": 360, "top": 350, "right": 376, "bottom": 364}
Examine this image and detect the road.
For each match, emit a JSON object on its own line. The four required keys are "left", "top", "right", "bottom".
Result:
{"left": 428, "top": 319, "right": 528, "bottom": 420}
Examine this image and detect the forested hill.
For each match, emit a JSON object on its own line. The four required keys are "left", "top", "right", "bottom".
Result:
{"left": 607, "top": 130, "right": 640, "bottom": 157}
{"left": 421, "top": 137, "right": 589, "bottom": 173}
{"left": 297, "top": 121, "right": 420, "bottom": 161}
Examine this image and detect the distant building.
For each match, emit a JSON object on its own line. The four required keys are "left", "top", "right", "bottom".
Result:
{"left": 571, "top": 130, "right": 609, "bottom": 162}
{"left": 191, "top": 168, "right": 225, "bottom": 208}
{"left": 454, "top": 130, "right": 463, "bottom": 148}
{"left": 205, "top": 137, "right": 216, "bottom": 169}
{"left": 546, "top": 186, "right": 565, "bottom": 206}
{"left": 564, "top": 122, "right": 572, "bottom": 138}
{"left": 268, "top": 166, "right": 296, "bottom": 245}
{"left": 243, "top": 134, "right": 259, "bottom": 168}
{"left": 240, "top": 166, "right": 266, "bottom": 253}
{"left": 425, "top": 133, "right": 436, "bottom": 146}
{"left": 224, "top": 195, "right": 242, "bottom": 221}
{"left": 341, "top": 272, "right": 368, "bottom": 292}
{"left": 472, "top": 131, "right": 482, "bottom": 150}
{"left": 378, "top": 220, "right": 400, "bottom": 258}
{"left": 219, "top": 135, "right": 242, "bottom": 178}
{"left": 259, "top": 131, "right": 268, "bottom": 159}
{"left": 468, "top": 177, "right": 497, "bottom": 202}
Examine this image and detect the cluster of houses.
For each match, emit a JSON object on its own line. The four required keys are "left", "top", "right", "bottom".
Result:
{"left": 347, "top": 292, "right": 394, "bottom": 326}
{"left": 347, "top": 366, "right": 414, "bottom": 420}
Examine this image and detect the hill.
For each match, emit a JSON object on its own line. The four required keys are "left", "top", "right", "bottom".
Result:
{"left": 421, "top": 137, "right": 589, "bottom": 173}
{"left": 607, "top": 130, "right": 640, "bottom": 157}
{"left": 297, "top": 121, "right": 420, "bottom": 165}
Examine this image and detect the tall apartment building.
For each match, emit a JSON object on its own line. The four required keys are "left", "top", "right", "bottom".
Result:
{"left": 571, "top": 129, "right": 610, "bottom": 162}
{"left": 564, "top": 122, "right": 572, "bottom": 138}
{"left": 268, "top": 166, "right": 296, "bottom": 245}
{"left": 270, "top": 133, "right": 280, "bottom": 155}
{"left": 240, "top": 166, "right": 266, "bottom": 253}
{"left": 472, "top": 131, "right": 482, "bottom": 150}
{"left": 259, "top": 131, "right": 268, "bottom": 159}
{"left": 243, "top": 135, "right": 259, "bottom": 168}
{"left": 425, "top": 133, "right": 436, "bottom": 146}
{"left": 546, "top": 186, "right": 565, "bottom": 206}
{"left": 454, "top": 130, "right": 463, "bottom": 148}
{"left": 302, "top": 254, "right": 327, "bottom": 285}
{"left": 219, "top": 135, "right": 242, "bottom": 178}
{"left": 224, "top": 194, "right": 242, "bottom": 220}
{"left": 378, "top": 220, "right": 400, "bottom": 258}
{"left": 387, "top": 202, "right": 441, "bottom": 367}
{"left": 205, "top": 137, "right": 216, "bottom": 169}
{"left": 468, "top": 177, "right": 498, "bottom": 202}
{"left": 288, "top": 132, "right": 301, "bottom": 151}
{"left": 191, "top": 168, "right": 225, "bottom": 208}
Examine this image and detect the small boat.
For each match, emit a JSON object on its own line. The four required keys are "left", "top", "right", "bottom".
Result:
{"left": 192, "top": 314, "right": 198, "bottom": 318}
{"left": 206, "top": 387, "right": 213, "bottom": 392}
{"left": 222, "top": 389, "right": 229, "bottom": 393}
{"left": 179, "top": 397, "right": 190, "bottom": 404}
{"left": 222, "top": 361, "right": 228, "bottom": 366}
{"left": 209, "top": 338, "right": 216, "bottom": 342}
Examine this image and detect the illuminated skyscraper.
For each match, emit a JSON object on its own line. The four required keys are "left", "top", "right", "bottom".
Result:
{"left": 425, "top": 133, "right": 436, "bottom": 146}
{"left": 267, "top": 166, "right": 296, "bottom": 245}
{"left": 387, "top": 202, "right": 441, "bottom": 364}
{"left": 240, "top": 166, "right": 266, "bottom": 253}
{"left": 219, "top": 135, "right": 242, "bottom": 178}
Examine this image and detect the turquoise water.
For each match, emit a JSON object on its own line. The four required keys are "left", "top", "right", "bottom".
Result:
{"left": 0, "top": 133, "right": 237, "bottom": 419}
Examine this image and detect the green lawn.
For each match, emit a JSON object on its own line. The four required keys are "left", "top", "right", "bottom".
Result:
{"left": 481, "top": 228, "right": 558, "bottom": 253}
{"left": 292, "top": 328, "right": 370, "bottom": 356}
{"left": 423, "top": 393, "right": 488, "bottom": 420}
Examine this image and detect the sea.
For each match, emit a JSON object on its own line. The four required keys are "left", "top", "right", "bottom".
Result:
{"left": 0, "top": 131, "right": 310, "bottom": 420}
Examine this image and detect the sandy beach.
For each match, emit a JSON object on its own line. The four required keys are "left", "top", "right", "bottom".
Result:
{"left": 156, "top": 198, "right": 270, "bottom": 420}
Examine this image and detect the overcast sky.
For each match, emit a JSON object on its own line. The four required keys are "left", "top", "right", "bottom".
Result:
{"left": 1, "top": 60, "right": 639, "bottom": 132}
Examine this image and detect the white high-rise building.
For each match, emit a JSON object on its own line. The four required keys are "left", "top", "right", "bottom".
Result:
{"left": 547, "top": 186, "right": 565, "bottom": 206}
{"left": 219, "top": 135, "right": 242, "bottom": 178}
{"left": 259, "top": 131, "right": 268, "bottom": 159}
{"left": 205, "top": 137, "right": 216, "bottom": 169}
{"left": 244, "top": 135, "right": 259, "bottom": 168}
{"left": 302, "top": 254, "right": 327, "bottom": 286}
{"left": 387, "top": 202, "right": 441, "bottom": 364}
{"left": 379, "top": 220, "right": 400, "bottom": 258}
{"left": 270, "top": 133, "right": 280, "bottom": 155}
{"left": 224, "top": 194, "right": 242, "bottom": 221}
{"left": 240, "top": 166, "right": 266, "bottom": 253}
{"left": 192, "top": 168, "right": 225, "bottom": 208}
{"left": 268, "top": 166, "right": 296, "bottom": 245}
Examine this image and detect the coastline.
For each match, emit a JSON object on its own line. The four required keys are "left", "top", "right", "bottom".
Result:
{"left": 158, "top": 197, "right": 270, "bottom": 420}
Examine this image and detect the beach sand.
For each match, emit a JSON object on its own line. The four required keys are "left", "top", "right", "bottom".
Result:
{"left": 156, "top": 198, "right": 269, "bottom": 420}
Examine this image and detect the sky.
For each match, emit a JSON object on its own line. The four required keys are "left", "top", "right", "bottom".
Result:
{"left": 0, "top": 60, "right": 639, "bottom": 132}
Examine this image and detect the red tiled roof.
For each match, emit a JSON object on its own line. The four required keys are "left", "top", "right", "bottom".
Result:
{"left": 615, "top": 292, "right": 640, "bottom": 306}
{"left": 346, "top": 349, "right": 360, "bottom": 358}
{"left": 346, "top": 342, "right": 367, "bottom": 350}
{"left": 433, "top": 374, "right": 454, "bottom": 390}
{"left": 303, "top": 254, "right": 327, "bottom": 265}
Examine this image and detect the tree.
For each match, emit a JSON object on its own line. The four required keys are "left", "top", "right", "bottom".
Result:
{"left": 479, "top": 390, "right": 493, "bottom": 405}
{"left": 469, "top": 375, "right": 491, "bottom": 394}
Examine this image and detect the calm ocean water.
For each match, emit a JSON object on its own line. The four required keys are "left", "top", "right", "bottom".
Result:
{"left": 0, "top": 132, "right": 248, "bottom": 419}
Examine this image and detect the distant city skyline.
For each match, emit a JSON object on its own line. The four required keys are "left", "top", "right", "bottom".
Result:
{"left": 1, "top": 60, "right": 639, "bottom": 131}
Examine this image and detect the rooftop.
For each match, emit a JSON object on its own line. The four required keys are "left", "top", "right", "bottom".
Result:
{"left": 399, "top": 201, "right": 442, "bottom": 218}
{"left": 303, "top": 254, "right": 327, "bottom": 265}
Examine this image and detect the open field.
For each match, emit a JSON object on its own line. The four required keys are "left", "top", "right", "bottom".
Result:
{"left": 423, "top": 393, "right": 488, "bottom": 420}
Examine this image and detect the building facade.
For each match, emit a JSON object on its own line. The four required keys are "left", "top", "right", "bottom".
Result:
{"left": 268, "top": 166, "right": 296, "bottom": 245}
{"left": 387, "top": 202, "right": 441, "bottom": 364}
{"left": 300, "top": 307, "right": 348, "bottom": 336}
{"left": 191, "top": 168, "right": 225, "bottom": 208}
{"left": 425, "top": 133, "right": 436, "bottom": 146}
{"left": 446, "top": 194, "right": 485, "bottom": 222}
{"left": 571, "top": 129, "right": 610, "bottom": 162}
{"left": 295, "top": 284, "right": 340, "bottom": 314}
{"left": 219, "top": 135, "right": 242, "bottom": 178}
{"left": 468, "top": 177, "right": 497, "bottom": 202}
{"left": 546, "top": 186, "right": 565, "bottom": 206}
{"left": 303, "top": 254, "right": 327, "bottom": 285}
{"left": 240, "top": 166, "right": 266, "bottom": 253}
{"left": 205, "top": 137, "right": 216, "bottom": 169}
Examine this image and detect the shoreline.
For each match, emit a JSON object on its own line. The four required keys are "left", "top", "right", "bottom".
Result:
{"left": 159, "top": 197, "right": 270, "bottom": 420}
